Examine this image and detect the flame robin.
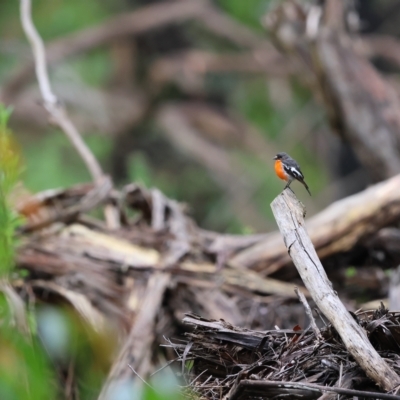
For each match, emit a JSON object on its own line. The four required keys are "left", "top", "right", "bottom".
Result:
{"left": 274, "top": 152, "right": 311, "bottom": 196}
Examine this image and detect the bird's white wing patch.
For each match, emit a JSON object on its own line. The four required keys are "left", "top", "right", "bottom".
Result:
{"left": 284, "top": 165, "right": 304, "bottom": 180}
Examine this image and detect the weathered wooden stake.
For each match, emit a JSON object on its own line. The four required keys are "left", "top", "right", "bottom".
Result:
{"left": 271, "top": 189, "right": 399, "bottom": 391}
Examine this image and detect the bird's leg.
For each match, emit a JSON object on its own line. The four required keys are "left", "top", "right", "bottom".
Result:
{"left": 284, "top": 179, "right": 294, "bottom": 193}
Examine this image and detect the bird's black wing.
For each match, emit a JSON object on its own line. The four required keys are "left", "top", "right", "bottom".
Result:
{"left": 283, "top": 162, "right": 304, "bottom": 180}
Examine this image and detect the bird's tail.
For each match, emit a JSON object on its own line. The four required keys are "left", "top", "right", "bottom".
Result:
{"left": 301, "top": 180, "right": 311, "bottom": 196}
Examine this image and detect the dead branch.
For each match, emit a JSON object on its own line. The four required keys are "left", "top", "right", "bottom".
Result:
{"left": 18, "top": 227, "right": 307, "bottom": 300}
{"left": 270, "top": 188, "right": 399, "bottom": 390}
{"left": 12, "top": 84, "right": 148, "bottom": 137}
{"left": 20, "top": 0, "right": 103, "bottom": 182}
{"left": 0, "top": 280, "right": 29, "bottom": 335}
{"left": 150, "top": 50, "right": 292, "bottom": 89}
{"left": 19, "top": 178, "right": 112, "bottom": 232}
{"left": 98, "top": 272, "right": 170, "bottom": 399}
{"left": 231, "top": 173, "right": 400, "bottom": 273}
{"left": 294, "top": 287, "right": 321, "bottom": 339}
{"left": 314, "top": 28, "right": 400, "bottom": 181}
{"left": 390, "top": 266, "right": 400, "bottom": 310}
{"left": 228, "top": 380, "right": 400, "bottom": 400}
{"left": 30, "top": 280, "right": 106, "bottom": 333}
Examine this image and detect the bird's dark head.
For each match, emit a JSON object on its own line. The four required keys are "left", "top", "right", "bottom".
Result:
{"left": 273, "top": 152, "right": 288, "bottom": 160}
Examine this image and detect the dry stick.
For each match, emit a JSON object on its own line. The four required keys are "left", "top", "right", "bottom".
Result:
{"left": 19, "top": 0, "right": 119, "bottom": 229}
{"left": 271, "top": 189, "right": 400, "bottom": 391}
{"left": 127, "top": 364, "right": 154, "bottom": 391}
{"left": 294, "top": 286, "right": 321, "bottom": 340}
{"left": 20, "top": 0, "right": 102, "bottom": 181}
{"left": 229, "top": 380, "right": 400, "bottom": 400}
{"left": 97, "top": 272, "right": 170, "bottom": 400}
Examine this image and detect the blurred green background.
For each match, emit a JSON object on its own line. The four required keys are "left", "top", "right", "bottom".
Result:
{"left": 0, "top": 0, "right": 333, "bottom": 234}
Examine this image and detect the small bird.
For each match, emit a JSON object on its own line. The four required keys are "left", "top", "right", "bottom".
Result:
{"left": 273, "top": 152, "right": 311, "bottom": 196}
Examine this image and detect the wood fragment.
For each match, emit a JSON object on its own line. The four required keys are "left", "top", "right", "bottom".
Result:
{"left": 30, "top": 280, "right": 106, "bottom": 333}
{"left": 0, "top": 280, "right": 29, "bottom": 335}
{"left": 295, "top": 287, "right": 321, "bottom": 340}
{"left": 98, "top": 272, "right": 170, "bottom": 399}
{"left": 390, "top": 266, "right": 400, "bottom": 311}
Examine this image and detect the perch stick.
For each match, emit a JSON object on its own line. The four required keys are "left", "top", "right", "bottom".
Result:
{"left": 271, "top": 189, "right": 399, "bottom": 391}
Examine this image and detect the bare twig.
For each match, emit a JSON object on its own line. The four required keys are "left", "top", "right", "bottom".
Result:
{"left": 127, "top": 364, "right": 154, "bottom": 390}
{"left": 229, "top": 380, "right": 400, "bottom": 400}
{"left": 389, "top": 265, "right": 400, "bottom": 310}
{"left": 337, "top": 362, "right": 343, "bottom": 400}
{"left": 294, "top": 286, "right": 321, "bottom": 340}
{"left": 19, "top": 0, "right": 103, "bottom": 182}
{"left": 0, "top": 280, "right": 29, "bottom": 335}
{"left": 271, "top": 189, "right": 400, "bottom": 391}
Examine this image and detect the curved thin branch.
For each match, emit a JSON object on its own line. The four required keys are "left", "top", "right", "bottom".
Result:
{"left": 20, "top": 0, "right": 103, "bottom": 182}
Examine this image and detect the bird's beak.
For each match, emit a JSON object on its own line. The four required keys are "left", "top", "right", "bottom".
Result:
{"left": 273, "top": 156, "right": 277, "bottom": 160}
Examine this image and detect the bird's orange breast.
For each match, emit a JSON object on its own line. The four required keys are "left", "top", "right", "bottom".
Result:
{"left": 275, "top": 160, "right": 288, "bottom": 181}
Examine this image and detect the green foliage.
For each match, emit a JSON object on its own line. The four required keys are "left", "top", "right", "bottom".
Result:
{"left": 141, "top": 384, "right": 185, "bottom": 400}
{"left": 0, "top": 105, "right": 21, "bottom": 277}
{"left": 127, "top": 151, "right": 154, "bottom": 188}
{"left": 0, "top": 295, "right": 57, "bottom": 400}
{"left": 217, "top": 0, "right": 269, "bottom": 29}
{"left": 235, "top": 79, "right": 281, "bottom": 135}
{"left": 22, "top": 131, "right": 113, "bottom": 192}
{"left": 0, "top": 109, "right": 57, "bottom": 399}
{"left": 345, "top": 266, "right": 357, "bottom": 278}
{"left": 67, "top": 49, "right": 112, "bottom": 87}
{"left": 36, "top": 305, "right": 114, "bottom": 400}
{"left": 32, "top": 0, "right": 108, "bottom": 40}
